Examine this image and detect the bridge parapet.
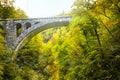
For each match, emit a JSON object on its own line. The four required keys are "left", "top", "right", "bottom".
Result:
{"left": 12, "top": 16, "right": 71, "bottom": 24}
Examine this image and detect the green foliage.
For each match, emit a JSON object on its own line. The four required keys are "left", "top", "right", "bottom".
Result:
{"left": 0, "top": 0, "right": 27, "bottom": 19}
{"left": 0, "top": 0, "right": 14, "bottom": 19}
{"left": 13, "top": 8, "right": 28, "bottom": 18}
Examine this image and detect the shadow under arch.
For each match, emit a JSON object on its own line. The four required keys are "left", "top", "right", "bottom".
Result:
{"left": 12, "top": 21, "right": 70, "bottom": 60}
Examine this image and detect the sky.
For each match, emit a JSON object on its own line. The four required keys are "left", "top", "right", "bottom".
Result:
{"left": 14, "top": 0, "right": 75, "bottom": 18}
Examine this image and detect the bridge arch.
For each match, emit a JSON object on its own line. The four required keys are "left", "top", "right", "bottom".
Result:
{"left": 14, "top": 20, "right": 70, "bottom": 53}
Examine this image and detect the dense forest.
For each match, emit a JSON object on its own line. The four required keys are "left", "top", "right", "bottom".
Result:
{"left": 0, "top": 0, "right": 120, "bottom": 80}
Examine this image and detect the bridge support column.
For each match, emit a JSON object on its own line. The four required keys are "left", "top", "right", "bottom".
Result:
{"left": 4, "top": 20, "right": 17, "bottom": 50}
{"left": 21, "top": 23, "right": 25, "bottom": 33}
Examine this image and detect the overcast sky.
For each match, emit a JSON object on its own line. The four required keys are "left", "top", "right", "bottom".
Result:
{"left": 14, "top": 0, "right": 75, "bottom": 18}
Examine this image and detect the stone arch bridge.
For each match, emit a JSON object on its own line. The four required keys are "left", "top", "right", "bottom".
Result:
{"left": 0, "top": 16, "right": 71, "bottom": 52}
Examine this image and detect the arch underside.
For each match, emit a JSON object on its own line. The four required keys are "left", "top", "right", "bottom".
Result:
{"left": 14, "top": 21, "right": 69, "bottom": 52}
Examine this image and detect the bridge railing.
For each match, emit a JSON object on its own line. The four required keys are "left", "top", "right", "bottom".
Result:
{"left": 0, "top": 16, "right": 71, "bottom": 22}
{"left": 13, "top": 16, "right": 71, "bottom": 23}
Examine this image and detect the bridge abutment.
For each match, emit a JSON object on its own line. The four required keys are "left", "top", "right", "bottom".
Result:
{"left": 4, "top": 20, "right": 17, "bottom": 50}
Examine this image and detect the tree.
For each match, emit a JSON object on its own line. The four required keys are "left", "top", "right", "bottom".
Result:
{"left": 13, "top": 8, "right": 28, "bottom": 18}
{"left": 0, "top": 0, "right": 15, "bottom": 19}
{"left": 67, "top": 0, "right": 120, "bottom": 79}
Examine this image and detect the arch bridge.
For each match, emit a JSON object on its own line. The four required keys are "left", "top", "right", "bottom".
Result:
{"left": 0, "top": 16, "right": 71, "bottom": 52}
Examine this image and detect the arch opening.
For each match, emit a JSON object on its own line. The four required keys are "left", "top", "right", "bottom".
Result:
{"left": 0, "top": 21, "right": 4, "bottom": 30}
{"left": 25, "top": 22, "right": 31, "bottom": 29}
{"left": 16, "top": 23, "right": 22, "bottom": 37}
